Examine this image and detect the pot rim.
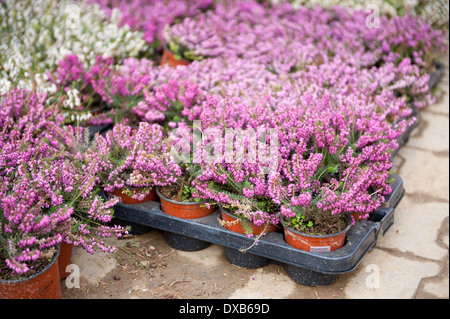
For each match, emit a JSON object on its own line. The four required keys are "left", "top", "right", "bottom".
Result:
{"left": 0, "top": 244, "right": 60, "bottom": 284}
{"left": 107, "top": 186, "right": 155, "bottom": 192}
{"left": 219, "top": 205, "right": 241, "bottom": 220}
{"left": 89, "top": 104, "right": 108, "bottom": 113}
{"left": 219, "top": 205, "right": 274, "bottom": 225}
{"left": 156, "top": 186, "right": 209, "bottom": 206}
{"left": 282, "top": 213, "right": 352, "bottom": 239}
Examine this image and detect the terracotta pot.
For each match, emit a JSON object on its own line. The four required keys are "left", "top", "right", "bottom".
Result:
{"left": 160, "top": 48, "right": 190, "bottom": 67}
{"left": 283, "top": 213, "right": 352, "bottom": 253}
{"left": 156, "top": 187, "right": 215, "bottom": 219}
{"left": 219, "top": 206, "right": 278, "bottom": 236}
{"left": 106, "top": 187, "right": 157, "bottom": 204}
{"left": 0, "top": 245, "right": 61, "bottom": 299}
{"left": 58, "top": 242, "right": 73, "bottom": 280}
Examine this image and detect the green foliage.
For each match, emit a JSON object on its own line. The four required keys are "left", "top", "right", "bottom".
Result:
{"left": 285, "top": 213, "right": 313, "bottom": 233}
{"left": 180, "top": 185, "right": 203, "bottom": 202}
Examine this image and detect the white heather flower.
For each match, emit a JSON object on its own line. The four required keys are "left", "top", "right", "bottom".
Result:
{"left": 0, "top": 0, "right": 148, "bottom": 117}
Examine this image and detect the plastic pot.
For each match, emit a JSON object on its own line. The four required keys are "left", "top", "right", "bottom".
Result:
{"left": 156, "top": 187, "right": 215, "bottom": 219}
{"left": 219, "top": 207, "right": 279, "bottom": 269}
{"left": 224, "top": 247, "right": 271, "bottom": 269}
{"left": 160, "top": 48, "right": 190, "bottom": 67}
{"left": 219, "top": 206, "right": 278, "bottom": 236}
{"left": 283, "top": 213, "right": 352, "bottom": 252}
{"left": 106, "top": 187, "right": 157, "bottom": 205}
{"left": 58, "top": 242, "right": 73, "bottom": 280}
{"left": 0, "top": 245, "right": 61, "bottom": 299}
{"left": 164, "top": 231, "right": 211, "bottom": 251}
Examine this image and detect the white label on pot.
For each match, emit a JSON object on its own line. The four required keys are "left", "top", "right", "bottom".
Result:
{"left": 310, "top": 246, "right": 330, "bottom": 253}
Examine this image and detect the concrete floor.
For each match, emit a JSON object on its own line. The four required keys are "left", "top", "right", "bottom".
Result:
{"left": 60, "top": 58, "right": 449, "bottom": 300}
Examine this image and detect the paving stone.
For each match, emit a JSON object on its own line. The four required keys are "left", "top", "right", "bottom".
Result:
{"left": 344, "top": 249, "right": 440, "bottom": 299}
{"left": 175, "top": 244, "right": 223, "bottom": 267}
{"left": 443, "top": 235, "right": 449, "bottom": 247}
{"left": 409, "top": 112, "right": 449, "bottom": 152}
{"left": 427, "top": 63, "right": 448, "bottom": 115}
{"left": 227, "top": 267, "right": 296, "bottom": 299}
{"left": 397, "top": 147, "right": 449, "bottom": 201}
{"left": 71, "top": 246, "right": 117, "bottom": 286}
{"left": 429, "top": 86, "right": 449, "bottom": 116}
{"left": 423, "top": 276, "right": 449, "bottom": 298}
{"left": 377, "top": 201, "right": 448, "bottom": 260}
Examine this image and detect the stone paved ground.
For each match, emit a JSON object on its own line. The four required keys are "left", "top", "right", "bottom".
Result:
{"left": 61, "top": 58, "right": 449, "bottom": 300}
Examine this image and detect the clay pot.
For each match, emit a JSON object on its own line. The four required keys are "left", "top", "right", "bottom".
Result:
{"left": 156, "top": 187, "right": 215, "bottom": 219}
{"left": 58, "top": 242, "right": 74, "bottom": 280}
{"left": 160, "top": 48, "right": 190, "bottom": 68}
{"left": 106, "top": 187, "right": 157, "bottom": 205}
{"left": 219, "top": 206, "right": 278, "bottom": 236}
{"left": 283, "top": 213, "right": 352, "bottom": 253}
{"left": 0, "top": 245, "right": 61, "bottom": 299}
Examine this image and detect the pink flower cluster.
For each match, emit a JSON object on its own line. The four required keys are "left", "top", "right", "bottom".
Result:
{"left": 133, "top": 79, "right": 205, "bottom": 127}
{"left": 87, "top": 122, "right": 183, "bottom": 197}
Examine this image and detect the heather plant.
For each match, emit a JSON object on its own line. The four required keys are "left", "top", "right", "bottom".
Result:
{"left": 52, "top": 54, "right": 160, "bottom": 126}
{"left": 87, "top": 122, "right": 182, "bottom": 200}
{"left": 51, "top": 54, "right": 108, "bottom": 125}
{"left": 133, "top": 79, "right": 206, "bottom": 129}
{"left": 190, "top": 121, "right": 282, "bottom": 238}
{"left": 0, "top": 90, "right": 129, "bottom": 279}
{"left": 268, "top": 100, "right": 406, "bottom": 234}
{"left": 163, "top": 0, "right": 272, "bottom": 61}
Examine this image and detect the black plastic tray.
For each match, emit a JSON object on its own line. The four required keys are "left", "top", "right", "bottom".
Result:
{"left": 429, "top": 60, "right": 445, "bottom": 92}
{"left": 105, "top": 174, "right": 404, "bottom": 286}
{"left": 87, "top": 123, "right": 114, "bottom": 140}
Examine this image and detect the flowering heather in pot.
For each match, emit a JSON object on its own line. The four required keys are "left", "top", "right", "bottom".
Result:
{"left": 190, "top": 123, "right": 282, "bottom": 237}
{"left": 53, "top": 54, "right": 160, "bottom": 126}
{"left": 133, "top": 79, "right": 206, "bottom": 129}
{"left": 163, "top": 0, "right": 271, "bottom": 61}
{"left": 0, "top": 91, "right": 129, "bottom": 279}
{"left": 87, "top": 122, "right": 182, "bottom": 200}
{"left": 266, "top": 99, "right": 406, "bottom": 233}
{"left": 51, "top": 54, "right": 107, "bottom": 124}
